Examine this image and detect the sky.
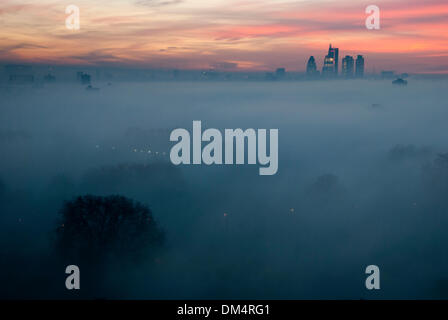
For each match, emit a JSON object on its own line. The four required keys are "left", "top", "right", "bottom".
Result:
{"left": 0, "top": 0, "right": 447, "bottom": 73}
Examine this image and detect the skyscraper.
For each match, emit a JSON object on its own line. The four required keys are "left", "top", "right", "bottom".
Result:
{"left": 322, "top": 55, "right": 334, "bottom": 77}
{"left": 329, "top": 44, "right": 339, "bottom": 76}
{"left": 356, "top": 55, "right": 365, "bottom": 78}
{"left": 322, "top": 44, "right": 339, "bottom": 77}
{"left": 306, "top": 56, "right": 317, "bottom": 77}
{"left": 342, "top": 56, "right": 354, "bottom": 78}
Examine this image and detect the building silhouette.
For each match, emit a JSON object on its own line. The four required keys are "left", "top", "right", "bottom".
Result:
{"left": 342, "top": 56, "right": 354, "bottom": 78}
{"left": 76, "top": 71, "right": 91, "bottom": 84}
{"left": 322, "top": 44, "right": 339, "bottom": 77}
{"left": 322, "top": 56, "right": 334, "bottom": 77}
{"left": 44, "top": 73, "right": 56, "bottom": 82}
{"left": 392, "top": 78, "right": 407, "bottom": 86}
{"left": 276, "top": 68, "right": 286, "bottom": 79}
{"left": 355, "top": 55, "right": 365, "bottom": 78}
{"left": 5, "top": 65, "right": 34, "bottom": 84}
{"left": 306, "top": 56, "right": 318, "bottom": 77}
{"left": 381, "top": 70, "right": 395, "bottom": 79}
{"left": 305, "top": 46, "right": 365, "bottom": 80}
{"left": 330, "top": 45, "right": 339, "bottom": 76}
{"left": 81, "top": 74, "right": 91, "bottom": 84}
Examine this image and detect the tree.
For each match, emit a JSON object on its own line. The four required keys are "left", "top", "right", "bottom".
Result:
{"left": 307, "top": 174, "right": 344, "bottom": 197}
{"left": 55, "top": 195, "right": 164, "bottom": 264}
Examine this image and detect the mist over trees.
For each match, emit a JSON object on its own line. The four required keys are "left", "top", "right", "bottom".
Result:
{"left": 80, "top": 163, "right": 185, "bottom": 199}
{"left": 1, "top": 80, "right": 448, "bottom": 298}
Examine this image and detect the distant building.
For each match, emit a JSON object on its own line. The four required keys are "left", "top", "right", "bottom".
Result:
{"left": 392, "top": 78, "right": 407, "bottom": 86}
{"left": 322, "top": 55, "right": 334, "bottom": 77}
{"left": 276, "top": 68, "right": 286, "bottom": 78}
{"left": 306, "top": 56, "right": 318, "bottom": 77}
{"left": 342, "top": 56, "right": 354, "bottom": 78}
{"left": 355, "top": 55, "right": 365, "bottom": 78}
{"left": 8, "top": 74, "right": 34, "bottom": 83}
{"left": 322, "top": 44, "right": 339, "bottom": 77}
{"left": 86, "top": 84, "right": 100, "bottom": 91}
{"left": 76, "top": 72, "right": 91, "bottom": 84}
{"left": 265, "top": 72, "right": 276, "bottom": 81}
{"left": 5, "top": 65, "right": 34, "bottom": 84}
{"left": 330, "top": 45, "right": 339, "bottom": 76}
{"left": 201, "top": 70, "right": 218, "bottom": 80}
{"left": 381, "top": 70, "right": 395, "bottom": 79}
{"left": 81, "top": 74, "right": 91, "bottom": 84}
{"left": 76, "top": 71, "right": 92, "bottom": 84}
{"left": 44, "top": 73, "right": 56, "bottom": 82}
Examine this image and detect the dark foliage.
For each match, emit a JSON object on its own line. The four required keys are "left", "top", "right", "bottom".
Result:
{"left": 388, "top": 144, "right": 432, "bottom": 161}
{"left": 55, "top": 195, "right": 164, "bottom": 264}
{"left": 307, "top": 174, "right": 344, "bottom": 196}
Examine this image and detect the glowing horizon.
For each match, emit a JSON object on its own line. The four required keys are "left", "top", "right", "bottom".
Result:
{"left": 1, "top": 0, "right": 447, "bottom": 73}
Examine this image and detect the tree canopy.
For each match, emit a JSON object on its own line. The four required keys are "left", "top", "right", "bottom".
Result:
{"left": 55, "top": 195, "right": 164, "bottom": 264}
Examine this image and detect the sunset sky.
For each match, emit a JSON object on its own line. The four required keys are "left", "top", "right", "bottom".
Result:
{"left": 1, "top": 0, "right": 447, "bottom": 73}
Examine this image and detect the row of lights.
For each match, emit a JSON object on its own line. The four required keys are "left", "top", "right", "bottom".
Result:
{"left": 94, "top": 145, "right": 167, "bottom": 156}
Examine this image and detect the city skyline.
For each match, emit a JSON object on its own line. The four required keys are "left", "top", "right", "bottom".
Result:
{"left": 0, "top": 0, "right": 447, "bottom": 73}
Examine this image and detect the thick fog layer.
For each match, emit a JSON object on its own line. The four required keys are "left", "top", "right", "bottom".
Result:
{"left": 1, "top": 79, "right": 448, "bottom": 299}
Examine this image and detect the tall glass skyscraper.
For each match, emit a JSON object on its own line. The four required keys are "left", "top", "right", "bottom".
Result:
{"left": 342, "top": 56, "right": 354, "bottom": 78}
{"left": 306, "top": 56, "right": 317, "bottom": 76}
{"left": 322, "top": 44, "right": 339, "bottom": 77}
{"left": 356, "top": 55, "right": 365, "bottom": 78}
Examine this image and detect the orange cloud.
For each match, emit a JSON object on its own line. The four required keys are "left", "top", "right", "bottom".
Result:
{"left": 0, "top": 0, "right": 446, "bottom": 73}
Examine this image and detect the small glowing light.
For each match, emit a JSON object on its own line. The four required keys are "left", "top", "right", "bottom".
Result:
{"left": 133, "top": 149, "right": 137, "bottom": 152}
{"left": 223, "top": 213, "right": 228, "bottom": 217}
{"left": 290, "top": 208, "right": 295, "bottom": 213}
